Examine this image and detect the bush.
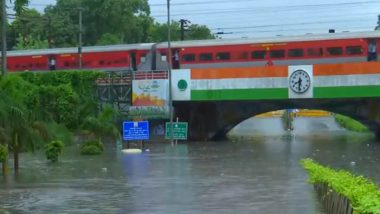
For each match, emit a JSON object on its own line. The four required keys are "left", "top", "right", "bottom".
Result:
{"left": 0, "top": 145, "right": 8, "bottom": 163}
{"left": 300, "top": 158, "right": 380, "bottom": 214}
{"left": 45, "top": 140, "right": 65, "bottom": 162}
{"left": 80, "top": 140, "right": 104, "bottom": 155}
{"left": 334, "top": 114, "right": 369, "bottom": 132}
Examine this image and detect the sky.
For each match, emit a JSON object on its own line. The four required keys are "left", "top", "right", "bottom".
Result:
{"left": 28, "top": 0, "right": 380, "bottom": 39}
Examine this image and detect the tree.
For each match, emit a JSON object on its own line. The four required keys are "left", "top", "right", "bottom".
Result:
{"left": 0, "top": 76, "right": 49, "bottom": 172}
{"left": 97, "top": 33, "right": 121, "bottom": 45}
{"left": 15, "top": 34, "right": 48, "bottom": 49}
{"left": 149, "top": 21, "right": 181, "bottom": 42}
{"left": 187, "top": 24, "right": 215, "bottom": 40}
{"left": 149, "top": 21, "right": 215, "bottom": 42}
{"left": 81, "top": 105, "right": 120, "bottom": 142}
{"left": 45, "top": 0, "right": 153, "bottom": 46}
{"left": 376, "top": 14, "right": 380, "bottom": 30}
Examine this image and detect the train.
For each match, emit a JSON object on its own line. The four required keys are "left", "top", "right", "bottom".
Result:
{"left": 4, "top": 30, "right": 380, "bottom": 72}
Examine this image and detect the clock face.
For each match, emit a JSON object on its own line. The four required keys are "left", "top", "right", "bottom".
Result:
{"left": 289, "top": 70, "right": 311, "bottom": 94}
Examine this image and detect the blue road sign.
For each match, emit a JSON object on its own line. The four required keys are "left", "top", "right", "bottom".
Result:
{"left": 123, "top": 121, "right": 150, "bottom": 141}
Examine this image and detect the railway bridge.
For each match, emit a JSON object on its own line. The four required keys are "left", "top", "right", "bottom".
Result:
{"left": 171, "top": 62, "right": 380, "bottom": 140}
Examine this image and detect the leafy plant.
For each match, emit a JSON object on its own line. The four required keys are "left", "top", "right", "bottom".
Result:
{"left": 0, "top": 144, "right": 8, "bottom": 163}
{"left": 300, "top": 158, "right": 380, "bottom": 214}
{"left": 80, "top": 140, "right": 104, "bottom": 155}
{"left": 45, "top": 140, "right": 65, "bottom": 162}
{"left": 334, "top": 114, "right": 369, "bottom": 132}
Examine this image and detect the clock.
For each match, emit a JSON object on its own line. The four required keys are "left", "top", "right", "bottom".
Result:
{"left": 289, "top": 69, "right": 311, "bottom": 94}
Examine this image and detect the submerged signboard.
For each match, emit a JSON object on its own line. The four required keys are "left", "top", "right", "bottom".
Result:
{"left": 123, "top": 121, "right": 150, "bottom": 141}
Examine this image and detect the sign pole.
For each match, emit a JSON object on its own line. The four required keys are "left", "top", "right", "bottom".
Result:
{"left": 175, "top": 117, "right": 179, "bottom": 145}
{"left": 167, "top": 0, "right": 174, "bottom": 146}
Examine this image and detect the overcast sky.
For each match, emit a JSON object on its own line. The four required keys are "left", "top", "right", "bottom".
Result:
{"left": 28, "top": 0, "right": 380, "bottom": 39}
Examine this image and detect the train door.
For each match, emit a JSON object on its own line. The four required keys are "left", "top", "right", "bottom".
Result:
{"left": 367, "top": 39, "right": 377, "bottom": 61}
{"left": 172, "top": 49, "right": 180, "bottom": 69}
{"left": 130, "top": 52, "right": 137, "bottom": 71}
{"left": 49, "top": 55, "right": 56, "bottom": 71}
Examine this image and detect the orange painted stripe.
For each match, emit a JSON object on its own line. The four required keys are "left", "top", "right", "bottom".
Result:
{"left": 314, "top": 62, "right": 380, "bottom": 76}
{"left": 191, "top": 66, "right": 288, "bottom": 79}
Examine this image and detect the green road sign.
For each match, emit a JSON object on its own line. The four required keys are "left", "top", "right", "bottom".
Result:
{"left": 165, "top": 122, "right": 188, "bottom": 140}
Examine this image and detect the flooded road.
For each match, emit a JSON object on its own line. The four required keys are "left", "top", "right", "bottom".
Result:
{"left": 1, "top": 117, "right": 379, "bottom": 214}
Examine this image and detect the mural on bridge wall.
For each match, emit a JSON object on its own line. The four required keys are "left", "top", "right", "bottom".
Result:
{"left": 129, "top": 79, "right": 169, "bottom": 119}
{"left": 171, "top": 62, "right": 380, "bottom": 101}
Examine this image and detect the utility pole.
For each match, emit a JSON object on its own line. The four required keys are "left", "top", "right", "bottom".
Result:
{"left": 47, "top": 16, "right": 52, "bottom": 48}
{"left": 167, "top": 0, "right": 174, "bottom": 146}
{"left": 1, "top": 0, "right": 7, "bottom": 75}
{"left": 180, "top": 19, "right": 190, "bottom": 41}
{"left": 78, "top": 7, "right": 83, "bottom": 69}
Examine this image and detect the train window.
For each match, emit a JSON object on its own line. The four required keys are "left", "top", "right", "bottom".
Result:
{"left": 307, "top": 48, "right": 323, "bottom": 57}
{"left": 236, "top": 52, "right": 248, "bottom": 60}
{"left": 140, "top": 55, "right": 146, "bottom": 63}
{"left": 270, "top": 50, "right": 285, "bottom": 58}
{"left": 161, "top": 53, "right": 167, "bottom": 61}
{"left": 182, "top": 54, "right": 196, "bottom": 62}
{"left": 216, "top": 52, "right": 230, "bottom": 60}
{"left": 99, "top": 60, "right": 104, "bottom": 65}
{"left": 288, "top": 49, "right": 304, "bottom": 57}
{"left": 199, "top": 53, "right": 213, "bottom": 61}
{"left": 251, "top": 50, "right": 266, "bottom": 59}
{"left": 327, "top": 47, "right": 343, "bottom": 56}
{"left": 346, "top": 46, "right": 363, "bottom": 55}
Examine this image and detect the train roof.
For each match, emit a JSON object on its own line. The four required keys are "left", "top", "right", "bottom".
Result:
{"left": 5, "top": 30, "right": 380, "bottom": 57}
{"left": 7, "top": 43, "right": 154, "bottom": 57}
{"left": 157, "top": 30, "right": 380, "bottom": 48}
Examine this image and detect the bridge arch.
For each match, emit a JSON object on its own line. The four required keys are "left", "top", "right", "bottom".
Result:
{"left": 174, "top": 98, "right": 380, "bottom": 141}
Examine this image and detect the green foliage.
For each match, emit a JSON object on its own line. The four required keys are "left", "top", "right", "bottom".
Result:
{"left": 45, "top": 140, "right": 64, "bottom": 162}
{"left": 149, "top": 21, "right": 215, "bottom": 42}
{"left": 300, "top": 158, "right": 380, "bottom": 214}
{"left": 0, "top": 145, "right": 8, "bottom": 163}
{"left": 186, "top": 24, "right": 215, "bottom": 40}
{"left": 97, "top": 33, "right": 122, "bottom": 45}
{"left": 334, "top": 114, "right": 370, "bottom": 132}
{"left": 15, "top": 34, "right": 49, "bottom": 50}
{"left": 81, "top": 105, "right": 121, "bottom": 140}
{"left": 19, "top": 71, "right": 105, "bottom": 130}
{"left": 6, "top": 1, "right": 215, "bottom": 49}
{"left": 80, "top": 140, "right": 104, "bottom": 155}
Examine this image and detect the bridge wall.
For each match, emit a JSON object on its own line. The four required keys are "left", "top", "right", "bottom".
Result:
{"left": 172, "top": 62, "right": 380, "bottom": 102}
{"left": 171, "top": 62, "right": 380, "bottom": 140}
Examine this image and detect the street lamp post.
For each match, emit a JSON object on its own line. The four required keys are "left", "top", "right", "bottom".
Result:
{"left": 167, "top": 0, "right": 174, "bottom": 146}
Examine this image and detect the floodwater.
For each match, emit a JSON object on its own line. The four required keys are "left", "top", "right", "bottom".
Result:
{"left": 1, "top": 117, "right": 379, "bottom": 214}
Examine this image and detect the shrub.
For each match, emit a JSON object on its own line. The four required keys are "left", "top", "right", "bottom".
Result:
{"left": 334, "top": 114, "right": 369, "bottom": 132}
{"left": 80, "top": 140, "right": 104, "bottom": 155}
{"left": 300, "top": 158, "right": 380, "bottom": 214}
{"left": 45, "top": 140, "right": 65, "bottom": 162}
{"left": 0, "top": 145, "right": 8, "bottom": 163}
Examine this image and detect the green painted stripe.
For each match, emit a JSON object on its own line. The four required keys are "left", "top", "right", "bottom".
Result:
{"left": 191, "top": 88, "right": 288, "bottom": 101}
{"left": 314, "top": 86, "right": 380, "bottom": 98}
